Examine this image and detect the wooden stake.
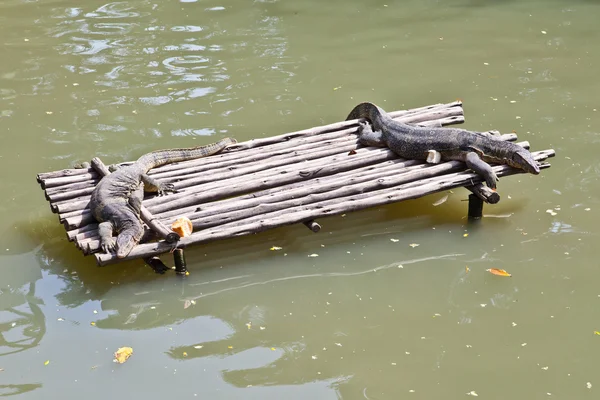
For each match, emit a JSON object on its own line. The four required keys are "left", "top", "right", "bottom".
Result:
{"left": 303, "top": 220, "right": 321, "bottom": 233}
{"left": 467, "top": 194, "right": 484, "bottom": 220}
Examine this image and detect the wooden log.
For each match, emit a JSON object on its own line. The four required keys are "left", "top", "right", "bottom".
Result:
{"left": 59, "top": 208, "right": 90, "bottom": 223}
{"left": 161, "top": 142, "right": 531, "bottom": 232}
{"left": 302, "top": 220, "right": 321, "bottom": 233}
{"left": 66, "top": 223, "right": 98, "bottom": 241}
{"left": 146, "top": 133, "right": 524, "bottom": 215}
{"left": 89, "top": 157, "right": 180, "bottom": 245}
{"left": 35, "top": 102, "right": 463, "bottom": 191}
{"left": 156, "top": 158, "right": 422, "bottom": 221}
{"left": 71, "top": 160, "right": 423, "bottom": 248}
{"left": 40, "top": 171, "right": 99, "bottom": 190}
{"left": 46, "top": 115, "right": 464, "bottom": 209}
{"left": 93, "top": 149, "right": 554, "bottom": 265}
{"left": 53, "top": 198, "right": 90, "bottom": 214}
{"left": 468, "top": 194, "right": 484, "bottom": 220}
{"left": 466, "top": 184, "right": 500, "bottom": 204}
{"left": 36, "top": 167, "right": 94, "bottom": 184}
{"left": 41, "top": 105, "right": 468, "bottom": 216}
{"left": 45, "top": 179, "right": 98, "bottom": 198}
{"left": 146, "top": 147, "right": 402, "bottom": 214}
{"left": 47, "top": 186, "right": 95, "bottom": 203}
{"left": 57, "top": 134, "right": 523, "bottom": 231}
{"left": 65, "top": 135, "right": 526, "bottom": 235}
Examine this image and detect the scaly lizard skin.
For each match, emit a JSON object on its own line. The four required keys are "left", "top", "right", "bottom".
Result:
{"left": 346, "top": 102, "right": 539, "bottom": 188}
{"left": 90, "top": 138, "right": 237, "bottom": 258}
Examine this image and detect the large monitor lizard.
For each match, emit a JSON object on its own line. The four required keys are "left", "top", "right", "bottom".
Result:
{"left": 346, "top": 102, "right": 539, "bottom": 189}
{"left": 90, "top": 138, "right": 237, "bottom": 258}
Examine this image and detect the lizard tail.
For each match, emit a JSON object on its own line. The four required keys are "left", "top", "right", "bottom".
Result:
{"left": 137, "top": 137, "right": 237, "bottom": 171}
{"left": 345, "top": 102, "right": 393, "bottom": 132}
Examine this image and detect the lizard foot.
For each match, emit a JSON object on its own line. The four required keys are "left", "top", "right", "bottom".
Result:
{"left": 157, "top": 183, "right": 178, "bottom": 196}
{"left": 100, "top": 237, "right": 117, "bottom": 254}
{"left": 485, "top": 171, "right": 499, "bottom": 190}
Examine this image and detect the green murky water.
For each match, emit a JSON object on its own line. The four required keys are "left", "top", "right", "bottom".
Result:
{"left": 1, "top": 0, "right": 599, "bottom": 398}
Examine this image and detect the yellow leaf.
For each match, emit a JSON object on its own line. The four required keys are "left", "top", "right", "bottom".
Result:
{"left": 271, "top": 347, "right": 276, "bottom": 351}
{"left": 183, "top": 352, "right": 188, "bottom": 357}
{"left": 228, "top": 346, "right": 233, "bottom": 349}
{"left": 463, "top": 233, "right": 469, "bottom": 238}
{"left": 270, "top": 246, "right": 282, "bottom": 251}
{"left": 465, "top": 266, "right": 470, "bottom": 273}
{"left": 113, "top": 347, "right": 133, "bottom": 364}
{"left": 594, "top": 331, "right": 600, "bottom": 336}
{"left": 90, "top": 322, "right": 96, "bottom": 326}
{"left": 409, "top": 243, "right": 419, "bottom": 248}
{"left": 486, "top": 268, "right": 512, "bottom": 277}
{"left": 44, "top": 360, "right": 50, "bottom": 366}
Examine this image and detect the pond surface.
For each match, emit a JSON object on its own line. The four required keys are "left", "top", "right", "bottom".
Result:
{"left": 1, "top": 0, "right": 599, "bottom": 398}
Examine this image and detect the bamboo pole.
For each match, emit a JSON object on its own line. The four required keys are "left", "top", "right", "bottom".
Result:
{"left": 74, "top": 143, "right": 542, "bottom": 251}
{"left": 37, "top": 102, "right": 464, "bottom": 191}
{"left": 37, "top": 167, "right": 94, "bottom": 184}
{"left": 162, "top": 142, "right": 531, "bottom": 232}
{"left": 93, "top": 149, "right": 554, "bottom": 265}
{"left": 60, "top": 131, "right": 520, "bottom": 230}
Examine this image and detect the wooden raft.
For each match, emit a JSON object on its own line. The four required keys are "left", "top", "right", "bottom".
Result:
{"left": 36, "top": 101, "right": 555, "bottom": 266}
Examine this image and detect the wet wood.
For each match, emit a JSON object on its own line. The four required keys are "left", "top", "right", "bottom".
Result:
{"left": 34, "top": 101, "right": 555, "bottom": 267}
{"left": 92, "top": 150, "right": 554, "bottom": 265}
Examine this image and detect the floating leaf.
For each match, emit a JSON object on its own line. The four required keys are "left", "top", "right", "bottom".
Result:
{"left": 432, "top": 195, "right": 448, "bottom": 206}
{"left": 390, "top": 238, "right": 399, "bottom": 243}
{"left": 271, "top": 347, "right": 276, "bottom": 351}
{"left": 594, "top": 331, "right": 600, "bottom": 336}
{"left": 270, "top": 246, "right": 282, "bottom": 251}
{"left": 487, "top": 268, "right": 512, "bottom": 277}
{"left": 184, "top": 300, "right": 192, "bottom": 309}
{"left": 113, "top": 347, "right": 133, "bottom": 364}
{"left": 465, "top": 266, "right": 470, "bottom": 273}
{"left": 463, "top": 233, "right": 469, "bottom": 238}
{"left": 308, "top": 253, "right": 319, "bottom": 257}
{"left": 44, "top": 360, "right": 50, "bottom": 366}
{"left": 409, "top": 243, "right": 419, "bottom": 248}
{"left": 90, "top": 322, "right": 96, "bottom": 326}
{"left": 183, "top": 352, "right": 188, "bottom": 357}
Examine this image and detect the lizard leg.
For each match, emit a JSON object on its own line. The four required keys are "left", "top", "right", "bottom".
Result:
{"left": 98, "top": 221, "right": 116, "bottom": 254}
{"left": 357, "top": 121, "right": 386, "bottom": 147}
{"left": 141, "top": 174, "right": 177, "bottom": 196}
{"left": 128, "top": 184, "right": 143, "bottom": 215}
{"left": 464, "top": 152, "right": 499, "bottom": 189}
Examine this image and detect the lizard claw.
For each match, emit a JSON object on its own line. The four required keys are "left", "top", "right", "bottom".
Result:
{"left": 100, "top": 237, "right": 116, "bottom": 254}
{"left": 357, "top": 120, "right": 371, "bottom": 133}
{"left": 158, "top": 183, "right": 177, "bottom": 196}
{"left": 486, "top": 172, "right": 499, "bottom": 190}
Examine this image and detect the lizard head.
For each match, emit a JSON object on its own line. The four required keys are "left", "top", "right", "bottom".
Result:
{"left": 512, "top": 148, "right": 540, "bottom": 175}
{"left": 116, "top": 231, "right": 138, "bottom": 258}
